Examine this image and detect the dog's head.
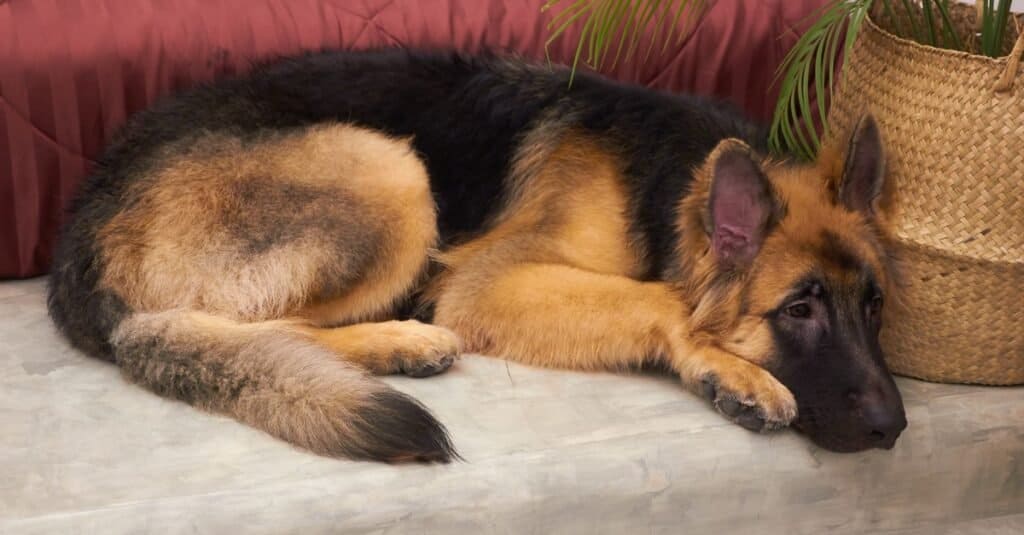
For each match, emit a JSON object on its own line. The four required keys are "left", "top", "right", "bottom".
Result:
{"left": 675, "top": 115, "right": 906, "bottom": 452}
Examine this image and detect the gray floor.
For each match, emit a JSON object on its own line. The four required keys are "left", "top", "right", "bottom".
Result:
{"left": 1, "top": 277, "right": 1022, "bottom": 534}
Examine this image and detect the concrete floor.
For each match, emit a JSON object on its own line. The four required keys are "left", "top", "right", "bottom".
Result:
{"left": 1, "top": 277, "right": 1023, "bottom": 534}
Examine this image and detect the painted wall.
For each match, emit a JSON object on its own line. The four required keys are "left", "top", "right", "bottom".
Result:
{"left": 957, "top": 0, "right": 1024, "bottom": 12}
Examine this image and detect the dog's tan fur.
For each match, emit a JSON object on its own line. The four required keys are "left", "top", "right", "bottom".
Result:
{"left": 44, "top": 43, "right": 915, "bottom": 462}
{"left": 72, "top": 112, "right": 894, "bottom": 459}
{"left": 95, "top": 125, "right": 459, "bottom": 461}
{"left": 429, "top": 133, "right": 802, "bottom": 425}
{"left": 98, "top": 124, "right": 436, "bottom": 324}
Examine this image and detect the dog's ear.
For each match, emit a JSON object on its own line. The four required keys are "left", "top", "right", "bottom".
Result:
{"left": 836, "top": 115, "right": 886, "bottom": 216}
{"left": 706, "top": 140, "right": 782, "bottom": 270}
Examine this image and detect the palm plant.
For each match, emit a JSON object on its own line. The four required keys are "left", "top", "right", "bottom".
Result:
{"left": 543, "top": 0, "right": 1020, "bottom": 160}
{"left": 540, "top": 0, "right": 708, "bottom": 83}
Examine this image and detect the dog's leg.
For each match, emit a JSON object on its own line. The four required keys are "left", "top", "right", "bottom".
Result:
{"left": 674, "top": 345, "right": 797, "bottom": 432}
{"left": 433, "top": 262, "right": 796, "bottom": 431}
{"left": 294, "top": 320, "right": 461, "bottom": 377}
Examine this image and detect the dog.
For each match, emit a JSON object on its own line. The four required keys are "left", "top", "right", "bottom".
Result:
{"left": 47, "top": 48, "right": 907, "bottom": 462}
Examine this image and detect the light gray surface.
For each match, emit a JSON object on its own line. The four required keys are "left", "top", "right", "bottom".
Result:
{"left": 1, "top": 277, "right": 1022, "bottom": 534}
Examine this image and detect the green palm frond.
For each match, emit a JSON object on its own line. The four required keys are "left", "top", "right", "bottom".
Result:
{"left": 981, "top": 0, "right": 1014, "bottom": 57}
{"left": 766, "top": 0, "right": 1015, "bottom": 160}
{"left": 545, "top": 1, "right": 1018, "bottom": 159}
{"left": 767, "top": 0, "right": 873, "bottom": 160}
{"left": 542, "top": 0, "right": 707, "bottom": 84}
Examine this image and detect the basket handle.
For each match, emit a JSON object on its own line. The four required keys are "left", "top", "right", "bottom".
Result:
{"left": 993, "top": 27, "right": 1024, "bottom": 92}
{"left": 976, "top": 0, "right": 1024, "bottom": 92}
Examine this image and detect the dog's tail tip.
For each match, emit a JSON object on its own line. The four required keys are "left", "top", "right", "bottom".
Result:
{"left": 349, "top": 389, "right": 461, "bottom": 464}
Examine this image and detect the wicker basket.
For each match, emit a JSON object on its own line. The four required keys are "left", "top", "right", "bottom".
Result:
{"left": 824, "top": 4, "right": 1024, "bottom": 385}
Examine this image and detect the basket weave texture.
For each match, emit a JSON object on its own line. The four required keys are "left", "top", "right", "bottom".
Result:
{"left": 825, "top": 11, "right": 1024, "bottom": 385}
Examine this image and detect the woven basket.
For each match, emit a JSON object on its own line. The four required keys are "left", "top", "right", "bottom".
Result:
{"left": 825, "top": 3, "right": 1024, "bottom": 385}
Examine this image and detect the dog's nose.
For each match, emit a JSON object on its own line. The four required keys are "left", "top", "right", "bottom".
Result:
{"left": 859, "top": 394, "right": 908, "bottom": 449}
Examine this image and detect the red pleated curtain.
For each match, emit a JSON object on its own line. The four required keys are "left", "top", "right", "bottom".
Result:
{"left": 0, "top": 0, "right": 827, "bottom": 278}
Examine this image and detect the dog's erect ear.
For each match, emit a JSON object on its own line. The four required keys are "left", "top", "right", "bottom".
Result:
{"left": 706, "top": 140, "right": 781, "bottom": 270}
{"left": 838, "top": 115, "right": 886, "bottom": 215}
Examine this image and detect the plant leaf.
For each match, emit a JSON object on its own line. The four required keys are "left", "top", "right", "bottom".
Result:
{"left": 545, "top": 0, "right": 591, "bottom": 51}
{"left": 933, "top": 0, "right": 964, "bottom": 51}
{"left": 922, "top": 0, "right": 937, "bottom": 46}
{"left": 544, "top": 0, "right": 706, "bottom": 84}
{"left": 769, "top": 0, "right": 873, "bottom": 159}
{"left": 900, "top": 0, "right": 924, "bottom": 43}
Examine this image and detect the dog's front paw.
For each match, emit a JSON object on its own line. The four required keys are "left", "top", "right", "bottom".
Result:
{"left": 697, "top": 364, "right": 797, "bottom": 433}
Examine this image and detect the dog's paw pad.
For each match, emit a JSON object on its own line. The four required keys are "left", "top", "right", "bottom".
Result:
{"left": 401, "top": 353, "right": 455, "bottom": 378}
{"left": 698, "top": 369, "right": 797, "bottom": 433}
{"left": 700, "top": 378, "right": 717, "bottom": 402}
{"left": 714, "top": 397, "right": 742, "bottom": 417}
{"left": 735, "top": 408, "right": 767, "bottom": 432}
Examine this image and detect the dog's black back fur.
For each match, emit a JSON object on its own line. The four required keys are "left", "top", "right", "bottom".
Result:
{"left": 49, "top": 47, "right": 763, "bottom": 359}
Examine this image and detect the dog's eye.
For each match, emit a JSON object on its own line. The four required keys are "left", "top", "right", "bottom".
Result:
{"left": 785, "top": 302, "right": 812, "bottom": 319}
{"left": 868, "top": 295, "right": 883, "bottom": 317}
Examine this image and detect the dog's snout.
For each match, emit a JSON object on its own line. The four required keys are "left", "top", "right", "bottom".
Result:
{"left": 856, "top": 390, "right": 908, "bottom": 449}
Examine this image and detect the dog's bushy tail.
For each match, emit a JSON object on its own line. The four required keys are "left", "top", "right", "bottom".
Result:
{"left": 107, "top": 309, "right": 456, "bottom": 463}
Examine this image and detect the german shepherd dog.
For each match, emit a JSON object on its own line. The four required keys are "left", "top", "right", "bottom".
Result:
{"left": 48, "top": 48, "right": 907, "bottom": 463}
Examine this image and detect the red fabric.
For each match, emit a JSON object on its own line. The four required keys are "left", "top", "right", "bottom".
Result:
{"left": 0, "top": 0, "right": 828, "bottom": 279}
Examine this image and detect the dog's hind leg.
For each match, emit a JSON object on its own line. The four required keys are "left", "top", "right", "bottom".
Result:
{"left": 295, "top": 320, "right": 461, "bottom": 377}
{"left": 277, "top": 126, "right": 462, "bottom": 376}
{"left": 80, "top": 124, "right": 460, "bottom": 461}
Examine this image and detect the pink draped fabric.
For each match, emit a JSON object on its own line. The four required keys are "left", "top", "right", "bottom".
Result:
{"left": 0, "top": 0, "right": 828, "bottom": 278}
